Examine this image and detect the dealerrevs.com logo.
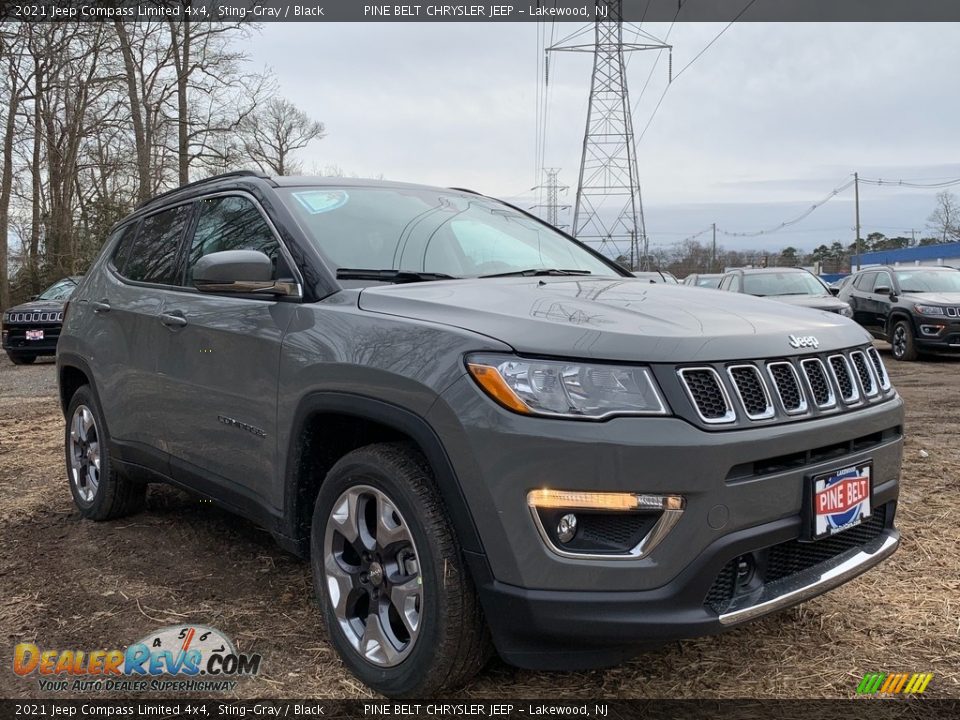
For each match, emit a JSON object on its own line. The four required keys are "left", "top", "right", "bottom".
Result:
{"left": 13, "top": 625, "right": 261, "bottom": 693}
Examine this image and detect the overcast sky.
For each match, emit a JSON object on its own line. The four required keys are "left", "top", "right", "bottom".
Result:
{"left": 245, "top": 22, "right": 960, "bottom": 253}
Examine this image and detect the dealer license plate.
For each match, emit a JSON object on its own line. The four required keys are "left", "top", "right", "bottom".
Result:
{"left": 25, "top": 329, "right": 44, "bottom": 341}
{"left": 810, "top": 461, "right": 872, "bottom": 540}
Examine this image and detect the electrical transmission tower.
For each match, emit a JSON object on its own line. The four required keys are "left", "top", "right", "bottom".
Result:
{"left": 531, "top": 168, "right": 570, "bottom": 229}
{"left": 547, "top": 0, "right": 670, "bottom": 269}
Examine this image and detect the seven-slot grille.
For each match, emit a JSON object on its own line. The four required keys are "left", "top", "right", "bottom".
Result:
{"left": 5, "top": 311, "right": 63, "bottom": 324}
{"left": 678, "top": 346, "right": 890, "bottom": 427}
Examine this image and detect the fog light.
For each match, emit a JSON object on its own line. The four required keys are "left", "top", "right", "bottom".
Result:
{"left": 920, "top": 324, "right": 944, "bottom": 336}
{"left": 556, "top": 513, "right": 577, "bottom": 543}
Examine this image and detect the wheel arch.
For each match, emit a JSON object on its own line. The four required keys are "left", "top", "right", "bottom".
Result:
{"left": 885, "top": 309, "right": 916, "bottom": 338}
{"left": 57, "top": 353, "right": 98, "bottom": 417}
{"left": 283, "top": 392, "right": 484, "bottom": 559}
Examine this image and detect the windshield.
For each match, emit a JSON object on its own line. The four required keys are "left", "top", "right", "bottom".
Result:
{"left": 696, "top": 276, "right": 721, "bottom": 288}
{"left": 37, "top": 278, "right": 77, "bottom": 301}
{"left": 278, "top": 187, "right": 619, "bottom": 279}
{"left": 895, "top": 269, "right": 960, "bottom": 293}
{"left": 742, "top": 272, "right": 829, "bottom": 297}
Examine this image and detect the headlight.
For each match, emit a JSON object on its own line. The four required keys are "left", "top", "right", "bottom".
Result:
{"left": 466, "top": 354, "right": 669, "bottom": 419}
{"left": 915, "top": 304, "right": 945, "bottom": 316}
{"left": 840, "top": 305, "right": 853, "bottom": 317}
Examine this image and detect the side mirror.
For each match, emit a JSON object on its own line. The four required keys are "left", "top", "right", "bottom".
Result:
{"left": 829, "top": 287, "right": 840, "bottom": 296}
{"left": 193, "top": 250, "right": 300, "bottom": 298}
{"left": 29, "top": 295, "right": 38, "bottom": 301}
{"left": 874, "top": 285, "right": 891, "bottom": 296}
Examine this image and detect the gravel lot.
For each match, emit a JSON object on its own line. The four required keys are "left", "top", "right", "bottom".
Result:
{"left": 0, "top": 346, "right": 958, "bottom": 700}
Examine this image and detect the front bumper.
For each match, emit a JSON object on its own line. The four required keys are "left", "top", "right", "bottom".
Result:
{"left": 2, "top": 323, "right": 62, "bottom": 354}
{"left": 429, "top": 375, "right": 904, "bottom": 668}
{"left": 467, "top": 506, "right": 898, "bottom": 670}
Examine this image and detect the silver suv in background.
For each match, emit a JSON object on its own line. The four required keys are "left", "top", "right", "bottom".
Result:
{"left": 57, "top": 172, "right": 903, "bottom": 696}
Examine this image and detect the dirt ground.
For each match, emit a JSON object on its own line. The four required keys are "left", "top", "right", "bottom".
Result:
{"left": 0, "top": 346, "right": 958, "bottom": 700}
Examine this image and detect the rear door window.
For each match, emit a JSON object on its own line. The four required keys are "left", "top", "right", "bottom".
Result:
{"left": 122, "top": 205, "right": 192, "bottom": 285}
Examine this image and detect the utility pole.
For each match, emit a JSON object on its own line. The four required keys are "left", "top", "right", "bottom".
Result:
{"left": 531, "top": 168, "right": 570, "bottom": 229}
{"left": 711, "top": 223, "right": 717, "bottom": 272}
{"left": 547, "top": 0, "right": 670, "bottom": 269}
{"left": 854, "top": 172, "right": 862, "bottom": 271}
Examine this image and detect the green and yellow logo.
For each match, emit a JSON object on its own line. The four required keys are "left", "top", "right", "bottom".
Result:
{"left": 857, "top": 672, "right": 934, "bottom": 695}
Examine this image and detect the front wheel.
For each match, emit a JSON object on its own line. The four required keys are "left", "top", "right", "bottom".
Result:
{"left": 311, "top": 443, "right": 490, "bottom": 697}
{"left": 889, "top": 319, "right": 919, "bottom": 361}
{"left": 65, "top": 386, "right": 146, "bottom": 520}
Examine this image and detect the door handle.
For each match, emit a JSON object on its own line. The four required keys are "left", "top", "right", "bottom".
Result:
{"left": 92, "top": 300, "right": 111, "bottom": 313}
{"left": 160, "top": 312, "right": 187, "bottom": 328}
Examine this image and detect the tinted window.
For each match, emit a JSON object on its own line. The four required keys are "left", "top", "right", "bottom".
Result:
{"left": 123, "top": 206, "right": 191, "bottom": 284}
{"left": 871, "top": 271, "right": 893, "bottom": 292}
{"left": 110, "top": 222, "right": 140, "bottom": 273}
{"left": 187, "top": 196, "right": 281, "bottom": 283}
{"left": 854, "top": 272, "right": 876, "bottom": 291}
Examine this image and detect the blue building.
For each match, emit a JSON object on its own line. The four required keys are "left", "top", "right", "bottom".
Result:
{"left": 859, "top": 241, "right": 960, "bottom": 269}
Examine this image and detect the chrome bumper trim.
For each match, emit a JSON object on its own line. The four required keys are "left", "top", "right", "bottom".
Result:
{"left": 719, "top": 531, "right": 899, "bottom": 625}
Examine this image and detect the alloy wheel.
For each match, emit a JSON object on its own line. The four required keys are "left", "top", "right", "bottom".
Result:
{"left": 892, "top": 325, "right": 907, "bottom": 358}
{"left": 69, "top": 405, "right": 100, "bottom": 503}
{"left": 323, "top": 485, "right": 423, "bottom": 667}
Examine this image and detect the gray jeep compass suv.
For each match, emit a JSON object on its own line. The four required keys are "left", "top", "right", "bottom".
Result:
{"left": 57, "top": 171, "right": 904, "bottom": 696}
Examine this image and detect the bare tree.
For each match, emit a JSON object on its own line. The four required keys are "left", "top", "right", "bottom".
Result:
{"left": 926, "top": 190, "right": 960, "bottom": 244}
{"left": 242, "top": 97, "right": 325, "bottom": 175}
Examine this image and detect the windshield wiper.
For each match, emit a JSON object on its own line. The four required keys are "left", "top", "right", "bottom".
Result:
{"left": 336, "top": 268, "right": 458, "bottom": 283}
{"left": 478, "top": 268, "right": 593, "bottom": 278}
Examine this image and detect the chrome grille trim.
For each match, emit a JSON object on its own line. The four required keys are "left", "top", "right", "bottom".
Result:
{"left": 727, "top": 364, "right": 775, "bottom": 420}
{"left": 827, "top": 354, "right": 861, "bottom": 405}
{"left": 866, "top": 347, "right": 891, "bottom": 391}
{"left": 6, "top": 311, "right": 63, "bottom": 324}
{"left": 766, "top": 361, "right": 808, "bottom": 415}
{"left": 678, "top": 367, "right": 736, "bottom": 425}
{"left": 849, "top": 350, "right": 880, "bottom": 397}
{"left": 800, "top": 358, "right": 837, "bottom": 409}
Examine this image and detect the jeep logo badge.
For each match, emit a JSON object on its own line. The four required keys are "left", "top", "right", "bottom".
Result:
{"left": 789, "top": 335, "right": 820, "bottom": 349}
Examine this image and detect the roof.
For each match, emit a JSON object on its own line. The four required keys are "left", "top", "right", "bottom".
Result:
{"left": 728, "top": 267, "right": 808, "bottom": 275}
{"left": 860, "top": 241, "right": 960, "bottom": 265}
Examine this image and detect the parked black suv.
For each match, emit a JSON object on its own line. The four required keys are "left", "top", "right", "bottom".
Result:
{"left": 2, "top": 277, "right": 81, "bottom": 364}
{"left": 56, "top": 171, "right": 902, "bottom": 696}
{"left": 838, "top": 265, "right": 960, "bottom": 360}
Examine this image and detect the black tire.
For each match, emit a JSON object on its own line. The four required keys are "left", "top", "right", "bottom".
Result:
{"left": 7, "top": 352, "right": 37, "bottom": 365}
{"left": 889, "top": 319, "right": 919, "bottom": 362}
{"left": 64, "top": 385, "right": 146, "bottom": 520}
{"left": 311, "top": 442, "right": 490, "bottom": 697}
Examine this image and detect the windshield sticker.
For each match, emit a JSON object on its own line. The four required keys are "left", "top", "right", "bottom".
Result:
{"left": 292, "top": 190, "right": 349, "bottom": 214}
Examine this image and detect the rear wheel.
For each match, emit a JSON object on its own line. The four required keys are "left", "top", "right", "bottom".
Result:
{"left": 311, "top": 442, "right": 489, "bottom": 696}
{"left": 65, "top": 386, "right": 146, "bottom": 520}
{"left": 7, "top": 352, "right": 37, "bottom": 365}
{"left": 889, "top": 319, "right": 918, "bottom": 362}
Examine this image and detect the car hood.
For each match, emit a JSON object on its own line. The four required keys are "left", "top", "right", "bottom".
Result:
{"left": 357, "top": 278, "right": 872, "bottom": 362}
{"left": 901, "top": 292, "right": 960, "bottom": 305}
{"left": 5, "top": 299, "right": 66, "bottom": 314}
{"left": 763, "top": 294, "right": 850, "bottom": 312}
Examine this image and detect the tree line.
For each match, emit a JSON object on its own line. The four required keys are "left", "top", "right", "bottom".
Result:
{"left": 624, "top": 190, "right": 960, "bottom": 277}
{"left": 0, "top": 20, "right": 325, "bottom": 310}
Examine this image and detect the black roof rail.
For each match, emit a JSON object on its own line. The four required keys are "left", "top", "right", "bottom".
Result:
{"left": 135, "top": 170, "right": 271, "bottom": 210}
{"left": 448, "top": 186, "right": 482, "bottom": 195}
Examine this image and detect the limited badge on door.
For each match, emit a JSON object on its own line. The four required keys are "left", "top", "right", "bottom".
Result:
{"left": 810, "top": 461, "right": 872, "bottom": 539}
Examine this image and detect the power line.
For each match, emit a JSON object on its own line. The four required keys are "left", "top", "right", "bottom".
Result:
{"left": 634, "top": 0, "right": 758, "bottom": 145}
{"left": 859, "top": 177, "right": 960, "bottom": 189}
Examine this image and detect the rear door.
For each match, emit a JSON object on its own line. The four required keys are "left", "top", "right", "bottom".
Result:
{"left": 847, "top": 271, "right": 876, "bottom": 328}
{"left": 91, "top": 205, "right": 193, "bottom": 465}
{"left": 153, "top": 194, "right": 301, "bottom": 510}
{"left": 862, "top": 270, "right": 893, "bottom": 332}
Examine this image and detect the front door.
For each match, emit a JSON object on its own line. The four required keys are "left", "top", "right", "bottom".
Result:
{"left": 153, "top": 194, "right": 298, "bottom": 511}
